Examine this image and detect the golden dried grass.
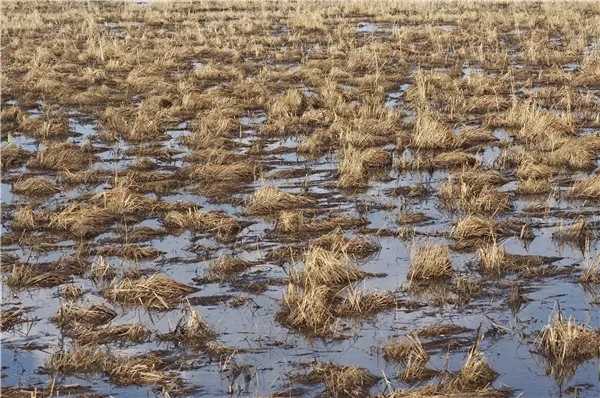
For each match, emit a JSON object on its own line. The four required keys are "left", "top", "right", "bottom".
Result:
{"left": 246, "top": 185, "right": 316, "bottom": 215}
{"left": 51, "top": 302, "right": 117, "bottom": 328}
{"left": 28, "top": 142, "right": 98, "bottom": 171}
{"left": 408, "top": 242, "right": 454, "bottom": 282}
{"left": 164, "top": 208, "right": 242, "bottom": 241}
{"left": 6, "top": 263, "right": 70, "bottom": 290}
{"left": 102, "top": 275, "right": 196, "bottom": 310}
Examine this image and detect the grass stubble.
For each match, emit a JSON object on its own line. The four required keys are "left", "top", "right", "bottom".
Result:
{"left": 2, "top": 0, "right": 600, "bottom": 396}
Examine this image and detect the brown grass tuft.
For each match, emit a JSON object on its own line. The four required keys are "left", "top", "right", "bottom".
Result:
{"left": 516, "top": 178, "right": 552, "bottom": 195}
{"left": 207, "top": 255, "right": 253, "bottom": 280}
{"left": 408, "top": 241, "right": 454, "bottom": 283}
{"left": 580, "top": 253, "right": 600, "bottom": 284}
{"left": 46, "top": 346, "right": 177, "bottom": 387}
{"left": 1, "top": 145, "right": 32, "bottom": 169}
{"left": 553, "top": 219, "right": 595, "bottom": 249}
{"left": 51, "top": 302, "right": 117, "bottom": 328}
{"left": 536, "top": 307, "right": 600, "bottom": 380}
{"left": 337, "top": 285, "right": 397, "bottom": 317}
{"left": 412, "top": 113, "right": 455, "bottom": 150}
{"left": 439, "top": 178, "right": 512, "bottom": 214}
{"left": 68, "top": 322, "right": 151, "bottom": 345}
{"left": 28, "top": 142, "right": 98, "bottom": 171}
{"left": 292, "top": 246, "right": 371, "bottom": 288}
{"left": 277, "top": 283, "right": 338, "bottom": 337}
{"left": 443, "top": 333, "right": 499, "bottom": 391}
{"left": 159, "top": 303, "right": 216, "bottom": 349}
{"left": 164, "top": 208, "right": 242, "bottom": 242}
{"left": 477, "top": 241, "right": 519, "bottom": 275}
{"left": 6, "top": 263, "right": 69, "bottom": 290}
{"left": 450, "top": 215, "right": 531, "bottom": 250}
{"left": 60, "top": 284, "right": 84, "bottom": 301}
{"left": 337, "top": 146, "right": 368, "bottom": 189}
{"left": 382, "top": 334, "right": 429, "bottom": 365}
{"left": 13, "top": 176, "right": 60, "bottom": 197}
{"left": 293, "top": 362, "right": 380, "bottom": 398}
{"left": 246, "top": 185, "right": 316, "bottom": 215}
{"left": 567, "top": 174, "right": 600, "bottom": 200}
{"left": 309, "top": 228, "right": 379, "bottom": 257}
{"left": 102, "top": 275, "right": 196, "bottom": 310}
{"left": 516, "top": 161, "right": 553, "bottom": 180}
{"left": 0, "top": 307, "right": 28, "bottom": 332}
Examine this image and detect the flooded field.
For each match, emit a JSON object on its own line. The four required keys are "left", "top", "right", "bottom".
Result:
{"left": 1, "top": 1, "right": 600, "bottom": 397}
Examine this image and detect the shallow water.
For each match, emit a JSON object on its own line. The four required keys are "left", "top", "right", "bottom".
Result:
{"left": 3, "top": 4, "right": 600, "bottom": 397}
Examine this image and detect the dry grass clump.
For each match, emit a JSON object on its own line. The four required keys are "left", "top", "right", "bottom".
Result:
{"left": 48, "top": 204, "right": 115, "bottom": 238}
{"left": 46, "top": 346, "right": 177, "bottom": 387}
{"left": 292, "top": 362, "right": 380, "bottom": 398}
{"left": 337, "top": 146, "right": 368, "bottom": 189}
{"left": 455, "top": 127, "right": 496, "bottom": 148}
{"left": 516, "top": 178, "right": 552, "bottom": 195}
{"left": 5, "top": 263, "right": 69, "bottom": 290}
{"left": 412, "top": 114, "right": 455, "bottom": 150}
{"left": 398, "top": 211, "right": 430, "bottom": 225}
{"left": 431, "top": 151, "right": 476, "bottom": 169}
{"left": 12, "top": 206, "right": 44, "bottom": 230}
{"left": 68, "top": 322, "right": 151, "bottom": 345}
{"left": 276, "top": 211, "right": 367, "bottom": 237}
{"left": 362, "top": 147, "right": 392, "bottom": 168}
{"left": 439, "top": 179, "right": 512, "bottom": 214}
{"left": 13, "top": 176, "right": 60, "bottom": 197}
{"left": 279, "top": 246, "right": 379, "bottom": 337}
{"left": 246, "top": 185, "right": 316, "bottom": 215}
{"left": 450, "top": 215, "right": 531, "bottom": 250}
{"left": 159, "top": 304, "right": 216, "bottom": 349}
{"left": 278, "top": 283, "right": 338, "bottom": 337}
{"left": 164, "top": 208, "right": 242, "bottom": 241}
{"left": 413, "top": 324, "right": 471, "bottom": 338}
{"left": 309, "top": 229, "right": 379, "bottom": 258}
{"left": 337, "top": 285, "right": 397, "bottom": 317}
{"left": 545, "top": 139, "right": 597, "bottom": 170}
{"left": 553, "top": 219, "right": 595, "bottom": 249}
{"left": 292, "top": 246, "right": 371, "bottom": 288}
{"left": 89, "top": 256, "right": 117, "bottom": 282}
{"left": 477, "top": 241, "right": 519, "bottom": 275}
{"left": 516, "top": 161, "right": 553, "bottom": 180}
{"left": 102, "top": 275, "right": 196, "bottom": 310}
{"left": 0, "top": 308, "right": 28, "bottom": 332}
{"left": 60, "top": 284, "right": 84, "bottom": 301}
{"left": 95, "top": 245, "right": 164, "bottom": 261}
{"left": 298, "top": 129, "right": 334, "bottom": 157}
{"left": 206, "top": 255, "right": 253, "bottom": 280}
{"left": 443, "top": 335, "right": 499, "bottom": 391}
{"left": 0, "top": 145, "right": 32, "bottom": 169}
{"left": 536, "top": 308, "right": 600, "bottom": 376}
{"left": 28, "top": 142, "right": 98, "bottom": 171}
{"left": 382, "top": 334, "right": 429, "bottom": 365}
{"left": 51, "top": 302, "right": 117, "bottom": 328}
{"left": 567, "top": 174, "right": 600, "bottom": 200}
{"left": 580, "top": 253, "right": 600, "bottom": 284}
{"left": 408, "top": 241, "right": 454, "bottom": 283}
{"left": 382, "top": 333, "right": 439, "bottom": 383}
{"left": 183, "top": 161, "right": 258, "bottom": 184}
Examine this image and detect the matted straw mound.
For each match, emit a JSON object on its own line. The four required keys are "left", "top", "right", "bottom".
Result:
{"left": 164, "top": 207, "right": 242, "bottom": 241}
{"left": 102, "top": 275, "right": 196, "bottom": 310}
{"left": 246, "top": 185, "right": 317, "bottom": 215}
{"left": 13, "top": 176, "right": 61, "bottom": 197}
{"left": 27, "top": 142, "right": 99, "bottom": 171}
{"left": 292, "top": 362, "right": 380, "bottom": 398}
{"left": 51, "top": 302, "right": 117, "bottom": 328}
{"left": 0, "top": 145, "right": 32, "bottom": 169}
